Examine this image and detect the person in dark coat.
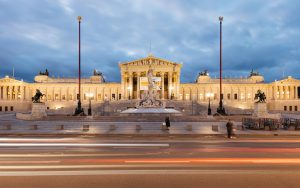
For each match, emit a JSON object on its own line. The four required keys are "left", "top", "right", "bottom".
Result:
{"left": 165, "top": 116, "right": 171, "bottom": 130}
{"left": 226, "top": 119, "right": 234, "bottom": 138}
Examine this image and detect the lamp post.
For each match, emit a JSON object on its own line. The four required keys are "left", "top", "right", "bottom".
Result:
{"left": 127, "top": 86, "right": 131, "bottom": 100}
{"left": 217, "top": 16, "right": 226, "bottom": 115}
{"left": 206, "top": 93, "right": 213, "bottom": 115}
{"left": 86, "top": 93, "right": 94, "bottom": 116}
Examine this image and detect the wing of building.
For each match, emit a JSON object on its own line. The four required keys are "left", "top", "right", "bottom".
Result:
{"left": 1, "top": 55, "right": 300, "bottom": 113}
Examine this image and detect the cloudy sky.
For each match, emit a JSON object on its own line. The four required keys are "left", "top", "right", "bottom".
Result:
{"left": 0, "top": 0, "right": 299, "bottom": 83}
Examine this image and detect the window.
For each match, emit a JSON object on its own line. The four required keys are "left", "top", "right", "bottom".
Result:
{"left": 112, "top": 94, "right": 116, "bottom": 100}
{"left": 55, "top": 94, "right": 59, "bottom": 100}
{"left": 221, "top": 94, "right": 224, "bottom": 100}
{"left": 247, "top": 93, "right": 251, "bottom": 99}
{"left": 119, "top": 94, "right": 122, "bottom": 100}
{"left": 5, "top": 106, "right": 8, "bottom": 111}
{"left": 214, "top": 93, "right": 217, "bottom": 100}
{"left": 10, "top": 106, "right": 13, "bottom": 111}
{"left": 84, "top": 94, "right": 86, "bottom": 100}
{"left": 227, "top": 93, "right": 230, "bottom": 100}
{"left": 289, "top": 106, "right": 292, "bottom": 111}
{"left": 295, "top": 106, "right": 298, "bottom": 111}
{"left": 98, "top": 94, "right": 101, "bottom": 100}
{"left": 0, "top": 106, "right": 2, "bottom": 111}
{"left": 69, "top": 94, "right": 73, "bottom": 100}
{"left": 62, "top": 95, "right": 66, "bottom": 100}
{"left": 234, "top": 93, "right": 238, "bottom": 100}
{"left": 284, "top": 106, "right": 287, "bottom": 111}
{"left": 298, "top": 87, "right": 300, "bottom": 99}
{"left": 48, "top": 95, "right": 51, "bottom": 100}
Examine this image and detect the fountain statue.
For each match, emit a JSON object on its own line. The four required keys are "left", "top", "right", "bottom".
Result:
{"left": 138, "top": 65, "right": 163, "bottom": 108}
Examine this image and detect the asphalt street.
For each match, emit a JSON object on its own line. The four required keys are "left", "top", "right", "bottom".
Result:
{"left": 0, "top": 135, "right": 300, "bottom": 188}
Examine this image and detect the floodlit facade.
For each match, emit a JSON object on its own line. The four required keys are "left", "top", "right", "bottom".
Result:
{"left": 1, "top": 55, "right": 300, "bottom": 113}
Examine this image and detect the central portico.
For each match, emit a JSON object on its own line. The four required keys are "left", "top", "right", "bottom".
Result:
{"left": 119, "top": 54, "right": 182, "bottom": 100}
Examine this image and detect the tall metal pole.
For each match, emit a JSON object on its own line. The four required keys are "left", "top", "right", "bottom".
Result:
{"left": 217, "top": 16, "right": 226, "bottom": 115}
{"left": 75, "top": 16, "right": 84, "bottom": 115}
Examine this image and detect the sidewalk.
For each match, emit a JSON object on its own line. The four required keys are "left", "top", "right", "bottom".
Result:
{"left": 1, "top": 114, "right": 300, "bottom": 136}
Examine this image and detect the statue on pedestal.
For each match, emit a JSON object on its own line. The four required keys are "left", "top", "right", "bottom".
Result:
{"left": 254, "top": 89, "right": 266, "bottom": 103}
{"left": 32, "top": 89, "right": 45, "bottom": 103}
{"left": 138, "top": 65, "right": 163, "bottom": 108}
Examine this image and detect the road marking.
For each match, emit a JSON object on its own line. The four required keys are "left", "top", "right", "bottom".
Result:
{"left": 0, "top": 143, "right": 169, "bottom": 147}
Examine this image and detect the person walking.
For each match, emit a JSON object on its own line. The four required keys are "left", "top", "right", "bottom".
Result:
{"left": 165, "top": 116, "right": 171, "bottom": 130}
{"left": 226, "top": 119, "right": 234, "bottom": 138}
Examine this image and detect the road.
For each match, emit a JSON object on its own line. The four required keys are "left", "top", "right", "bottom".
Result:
{"left": 0, "top": 135, "right": 300, "bottom": 188}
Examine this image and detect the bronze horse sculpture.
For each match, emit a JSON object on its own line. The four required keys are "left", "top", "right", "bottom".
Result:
{"left": 254, "top": 89, "right": 266, "bottom": 103}
{"left": 32, "top": 89, "right": 45, "bottom": 103}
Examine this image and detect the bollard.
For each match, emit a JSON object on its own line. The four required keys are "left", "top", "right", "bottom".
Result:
{"left": 160, "top": 124, "right": 167, "bottom": 130}
{"left": 109, "top": 124, "right": 116, "bottom": 131}
{"left": 30, "top": 125, "right": 38, "bottom": 130}
{"left": 186, "top": 124, "right": 193, "bottom": 131}
{"left": 83, "top": 124, "right": 89, "bottom": 132}
{"left": 5, "top": 124, "right": 11, "bottom": 130}
{"left": 237, "top": 125, "right": 244, "bottom": 131}
{"left": 212, "top": 125, "right": 219, "bottom": 132}
{"left": 56, "top": 124, "right": 64, "bottom": 130}
{"left": 136, "top": 125, "right": 141, "bottom": 131}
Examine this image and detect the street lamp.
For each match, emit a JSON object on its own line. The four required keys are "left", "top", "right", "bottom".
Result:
{"left": 127, "top": 86, "right": 131, "bottom": 100}
{"left": 86, "top": 93, "right": 94, "bottom": 116}
{"left": 74, "top": 16, "right": 85, "bottom": 116}
{"left": 206, "top": 93, "right": 213, "bottom": 115}
{"left": 217, "top": 16, "right": 226, "bottom": 115}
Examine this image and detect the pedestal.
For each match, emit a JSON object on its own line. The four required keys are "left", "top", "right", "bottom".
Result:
{"left": 253, "top": 102, "right": 268, "bottom": 117}
{"left": 31, "top": 103, "right": 47, "bottom": 119}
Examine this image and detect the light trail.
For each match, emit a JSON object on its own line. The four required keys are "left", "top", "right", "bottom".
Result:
{"left": 1, "top": 169, "right": 300, "bottom": 176}
{"left": 0, "top": 143, "right": 169, "bottom": 147}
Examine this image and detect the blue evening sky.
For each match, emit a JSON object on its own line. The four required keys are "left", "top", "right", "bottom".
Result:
{"left": 0, "top": 0, "right": 299, "bottom": 83}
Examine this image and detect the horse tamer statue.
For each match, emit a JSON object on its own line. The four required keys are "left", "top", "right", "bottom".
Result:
{"left": 254, "top": 89, "right": 266, "bottom": 103}
{"left": 32, "top": 89, "right": 45, "bottom": 103}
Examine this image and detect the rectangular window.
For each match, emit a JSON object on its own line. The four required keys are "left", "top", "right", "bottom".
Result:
{"left": 227, "top": 93, "right": 230, "bottom": 100}
{"left": 119, "top": 94, "right": 122, "bottom": 100}
{"left": 62, "top": 95, "right": 66, "bottom": 100}
{"left": 234, "top": 93, "right": 238, "bottom": 100}
{"left": 5, "top": 106, "right": 8, "bottom": 111}
{"left": 98, "top": 94, "right": 101, "bottom": 100}
{"left": 298, "top": 87, "right": 300, "bottom": 99}
{"left": 69, "top": 94, "right": 73, "bottom": 100}
{"left": 84, "top": 94, "right": 86, "bottom": 100}
{"left": 284, "top": 106, "right": 287, "bottom": 111}
{"left": 55, "top": 94, "right": 59, "bottom": 100}
{"left": 295, "top": 106, "right": 298, "bottom": 111}
{"left": 247, "top": 93, "right": 251, "bottom": 99}
{"left": 0, "top": 106, "right": 2, "bottom": 111}
{"left": 214, "top": 93, "right": 217, "bottom": 100}
{"left": 112, "top": 94, "right": 116, "bottom": 100}
{"left": 289, "top": 106, "right": 292, "bottom": 111}
{"left": 10, "top": 106, "right": 13, "bottom": 111}
{"left": 48, "top": 95, "right": 51, "bottom": 100}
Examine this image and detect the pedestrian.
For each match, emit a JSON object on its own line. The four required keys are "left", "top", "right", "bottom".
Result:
{"left": 165, "top": 116, "right": 171, "bottom": 130}
{"left": 226, "top": 119, "right": 234, "bottom": 138}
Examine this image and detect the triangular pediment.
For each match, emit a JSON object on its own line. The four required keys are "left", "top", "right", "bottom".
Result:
{"left": 274, "top": 76, "right": 300, "bottom": 84}
{"left": 119, "top": 55, "right": 181, "bottom": 67}
{"left": 0, "top": 76, "right": 25, "bottom": 83}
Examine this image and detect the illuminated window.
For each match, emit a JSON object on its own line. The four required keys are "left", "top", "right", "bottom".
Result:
{"left": 55, "top": 94, "right": 59, "bottom": 100}
{"left": 69, "top": 95, "right": 73, "bottom": 100}
{"left": 62, "top": 95, "right": 66, "bottom": 100}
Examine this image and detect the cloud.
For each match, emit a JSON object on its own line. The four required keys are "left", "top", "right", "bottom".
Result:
{"left": 0, "top": 0, "right": 300, "bottom": 83}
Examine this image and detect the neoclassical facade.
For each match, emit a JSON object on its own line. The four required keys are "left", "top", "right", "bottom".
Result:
{"left": 0, "top": 55, "right": 300, "bottom": 113}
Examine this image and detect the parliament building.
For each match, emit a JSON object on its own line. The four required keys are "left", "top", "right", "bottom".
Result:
{"left": 0, "top": 55, "right": 300, "bottom": 114}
